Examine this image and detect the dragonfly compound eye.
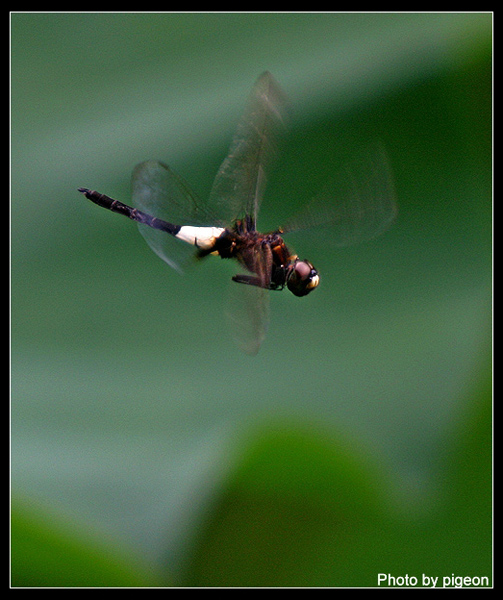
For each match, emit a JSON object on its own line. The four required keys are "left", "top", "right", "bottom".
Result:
{"left": 287, "top": 260, "right": 320, "bottom": 297}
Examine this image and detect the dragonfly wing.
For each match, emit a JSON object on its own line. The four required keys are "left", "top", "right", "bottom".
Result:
{"left": 281, "top": 144, "right": 397, "bottom": 246}
{"left": 226, "top": 242, "right": 273, "bottom": 354}
{"left": 254, "top": 242, "right": 274, "bottom": 290}
{"left": 209, "top": 72, "right": 287, "bottom": 227}
{"left": 226, "top": 282, "right": 270, "bottom": 355}
{"left": 132, "top": 160, "right": 218, "bottom": 273}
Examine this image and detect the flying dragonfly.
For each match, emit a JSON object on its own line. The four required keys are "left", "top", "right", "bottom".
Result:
{"left": 79, "top": 72, "right": 396, "bottom": 354}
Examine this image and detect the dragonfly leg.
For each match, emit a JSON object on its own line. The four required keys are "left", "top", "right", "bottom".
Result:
{"left": 232, "top": 274, "right": 266, "bottom": 288}
{"left": 232, "top": 274, "right": 283, "bottom": 291}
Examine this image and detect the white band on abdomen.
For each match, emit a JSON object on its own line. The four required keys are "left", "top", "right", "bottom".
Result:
{"left": 175, "top": 226, "right": 225, "bottom": 250}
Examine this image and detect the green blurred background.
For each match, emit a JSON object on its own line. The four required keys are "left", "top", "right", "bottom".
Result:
{"left": 11, "top": 13, "right": 492, "bottom": 587}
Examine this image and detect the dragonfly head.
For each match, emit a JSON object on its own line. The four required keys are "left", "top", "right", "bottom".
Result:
{"left": 287, "top": 259, "right": 320, "bottom": 297}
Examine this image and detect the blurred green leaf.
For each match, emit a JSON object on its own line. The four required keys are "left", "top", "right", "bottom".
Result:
{"left": 180, "top": 421, "right": 391, "bottom": 586}
{"left": 11, "top": 499, "right": 164, "bottom": 587}
{"left": 180, "top": 363, "right": 492, "bottom": 587}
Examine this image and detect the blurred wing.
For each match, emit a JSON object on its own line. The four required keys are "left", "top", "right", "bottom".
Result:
{"left": 282, "top": 144, "right": 397, "bottom": 246}
{"left": 226, "top": 282, "right": 270, "bottom": 356}
{"left": 132, "top": 160, "right": 218, "bottom": 273}
{"left": 209, "top": 72, "right": 288, "bottom": 227}
{"left": 254, "top": 242, "right": 274, "bottom": 290}
{"left": 226, "top": 243, "right": 273, "bottom": 354}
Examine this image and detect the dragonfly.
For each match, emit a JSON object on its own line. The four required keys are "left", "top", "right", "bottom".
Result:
{"left": 79, "top": 72, "right": 396, "bottom": 354}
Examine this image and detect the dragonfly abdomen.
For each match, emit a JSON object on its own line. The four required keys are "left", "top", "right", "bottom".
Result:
{"left": 79, "top": 188, "right": 181, "bottom": 236}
